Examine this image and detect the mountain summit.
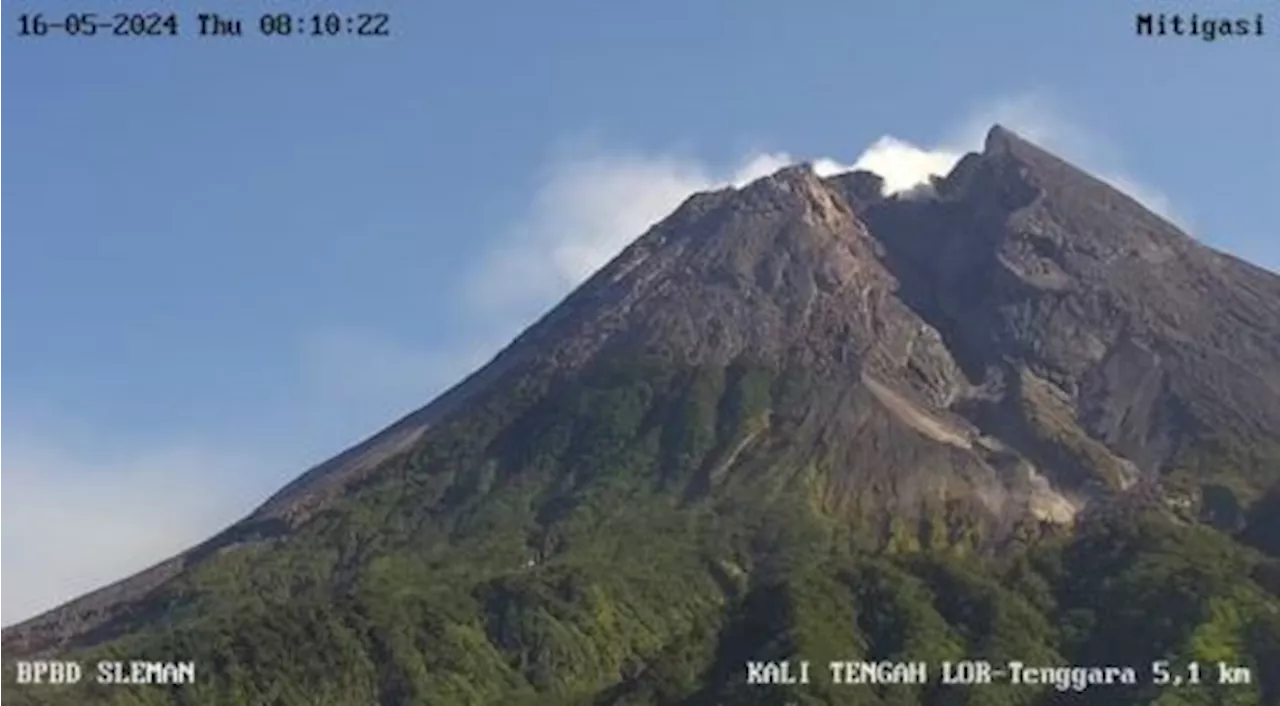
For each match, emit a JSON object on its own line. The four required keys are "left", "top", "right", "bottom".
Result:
{"left": 6, "top": 127, "right": 1280, "bottom": 705}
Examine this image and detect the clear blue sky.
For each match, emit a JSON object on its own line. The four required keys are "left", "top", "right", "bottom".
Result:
{"left": 3, "top": 1, "right": 1277, "bottom": 622}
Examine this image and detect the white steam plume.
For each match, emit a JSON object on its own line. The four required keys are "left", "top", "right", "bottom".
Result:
{"left": 469, "top": 93, "right": 1179, "bottom": 322}
{"left": 847, "top": 92, "right": 1179, "bottom": 224}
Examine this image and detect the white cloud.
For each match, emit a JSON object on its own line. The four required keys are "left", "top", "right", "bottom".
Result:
{"left": 465, "top": 150, "right": 710, "bottom": 314}
{"left": 851, "top": 136, "right": 963, "bottom": 195}
{"left": 467, "top": 93, "right": 1181, "bottom": 324}
{"left": 849, "top": 92, "right": 1181, "bottom": 224}
{"left": 1, "top": 437, "right": 280, "bottom": 625}
{"left": 811, "top": 158, "right": 856, "bottom": 178}
{"left": 464, "top": 146, "right": 856, "bottom": 319}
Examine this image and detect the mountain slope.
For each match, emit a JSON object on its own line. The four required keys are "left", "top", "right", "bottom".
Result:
{"left": 4, "top": 126, "right": 1279, "bottom": 706}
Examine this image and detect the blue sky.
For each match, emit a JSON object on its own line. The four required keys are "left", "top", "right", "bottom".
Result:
{"left": 3, "top": 2, "right": 1277, "bottom": 623}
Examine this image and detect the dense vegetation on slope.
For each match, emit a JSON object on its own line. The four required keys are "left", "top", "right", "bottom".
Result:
{"left": 6, "top": 356, "right": 1278, "bottom": 706}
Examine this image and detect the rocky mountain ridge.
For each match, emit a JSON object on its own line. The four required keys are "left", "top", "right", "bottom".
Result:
{"left": 4, "top": 125, "right": 1278, "bottom": 706}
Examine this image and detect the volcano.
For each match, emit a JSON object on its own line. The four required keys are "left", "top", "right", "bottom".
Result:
{"left": 5, "top": 126, "right": 1279, "bottom": 706}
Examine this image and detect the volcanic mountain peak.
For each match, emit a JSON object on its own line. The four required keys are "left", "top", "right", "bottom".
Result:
{"left": 983, "top": 122, "right": 1025, "bottom": 155}
{"left": 5, "top": 126, "right": 1280, "bottom": 700}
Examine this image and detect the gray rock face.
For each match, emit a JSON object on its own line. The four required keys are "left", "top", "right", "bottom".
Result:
{"left": 6, "top": 125, "right": 1280, "bottom": 658}
{"left": 832, "top": 126, "right": 1280, "bottom": 478}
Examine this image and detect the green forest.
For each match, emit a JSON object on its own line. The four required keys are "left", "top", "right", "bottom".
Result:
{"left": 6, "top": 356, "right": 1278, "bottom": 706}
